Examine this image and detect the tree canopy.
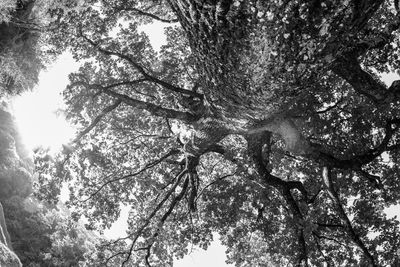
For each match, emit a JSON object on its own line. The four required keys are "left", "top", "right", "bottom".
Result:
{"left": 35, "top": 0, "right": 400, "bottom": 266}
{"left": 3, "top": 195, "right": 99, "bottom": 266}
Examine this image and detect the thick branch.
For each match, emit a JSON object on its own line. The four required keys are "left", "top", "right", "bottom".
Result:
{"left": 117, "top": 168, "right": 188, "bottom": 266}
{"left": 322, "top": 167, "right": 376, "bottom": 266}
{"left": 123, "top": 176, "right": 189, "bottom": 266}
{"left": 121, "top": 155, "right": 199, "bottom": 265}
{"left": 245, "top": 131, "right": 308, "bottom": 265}
{"left": 316, "top": 119, "right": 399, "bottom": 169}
{"left": 82, "top": 149, "right": 180, "bottom": 202}
{"left": 349, "top": 0, "right": 384, "bottom": 31}
{"left": 331, "top": 53, "right": 387, "bottom": 103}
{"left": 74, "top": 80, "right": 197, "bottom": 122}
{"left": 79, "top": 32, "right": 203, "bottom": 99}
{"left": 102, "top": 87, "right": 197, "bottom": 122}
{"left": 73, "top": 100, "right": 122, "bottom": 143}
{"left": 121, "top": 7, "right": 179, "bottom": 23}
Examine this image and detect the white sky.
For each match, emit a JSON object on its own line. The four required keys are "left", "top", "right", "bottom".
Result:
{"left": 12, "top": 52, "right": 79, "bottom": 154}
{"left": 102, "top": 205, "right": 231, "bottom": 267}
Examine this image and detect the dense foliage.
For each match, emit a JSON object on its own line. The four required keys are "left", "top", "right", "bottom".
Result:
{"left": 0, "top": 0, "right": 42, "bottom": 96}
{"left": 34, "top": 0, "right": 400, "bottom": 266}
{"left": 3, "top": 196, "right": 99, "bottom": 267}
{"left": 0, "top": 0, "right": 84, "bottom": 96}
{"left": 0, "top": 1, "right": 104, "bottom": 266}
{"left": 0, "top": 101, "right": 99, "bottom": 265}
{"left": 0, "top": 102, "right": 32, "bottom": 201}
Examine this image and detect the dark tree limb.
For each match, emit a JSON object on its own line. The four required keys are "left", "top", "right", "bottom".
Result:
{"left": 73, "top": 99, "right": 122, "bottom": 143}
{"left": 74, "top": 80, "right": 198, "bottom": 122}
{"left": 350, "top": 0, "right": 384, "bottom": 32}
{"left": 120, "top": 7, "right": 179, "bottom": 23}
{"left": 245, "top": 131, "right": 309, "bottom": 265}
{"left": 123, "top": 175, "right": 189, "bottom": 266}
{"left": 102, "top": 86, "right": 198, "bottom": 122}
{"left": 111, "top": 168, "right": 188, "bottom": 266}
{"left": 82, "top": 149, "right": 180, "bottom": 202}
{"left": 121, "top": 155, "right": 199, "bottom": 265}
{"left": 196, "top": 172, "right": 236, "bottom": 201}
{"left": 322, "top": 167, "right": 376, "bottom": 266}
{"left": 79, "top": 31, "right": 203, "bottom": 99}
{"left": 313, "top": 231, "right": 349, "bottom": 249}
{"left": 331, "top": 53, "right": 387, "bottom": 104}
{"left": 315, "top": 118, "right": 400, "bottom": 170}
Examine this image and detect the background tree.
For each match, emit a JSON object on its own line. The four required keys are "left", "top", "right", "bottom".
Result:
{"left": 0, "top": 0, "right": 43, "bottom": 96}
{"left": 0, "top": 0, "right": 85, "bottom": 96}
{"left": 0, "top": 102, "right": 32, "bottom": 204}
{"left": 0, "top": 101, "right": 100, "bottom": 266}
{"left": 37, "top": 0, "right": 400, "bottom": 266}
{"left": 3, "top": 195, "right": 100, "bottom": 267}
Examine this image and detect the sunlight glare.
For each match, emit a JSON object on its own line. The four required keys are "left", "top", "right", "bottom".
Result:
{"left": 139, "top": 21, "right": 173, "bottom": 51}
{"left": 12, "top": 53, "right": 79, "bottom": 154}
{"left": 175, "top": 234, "right": 232, "bottom": 267}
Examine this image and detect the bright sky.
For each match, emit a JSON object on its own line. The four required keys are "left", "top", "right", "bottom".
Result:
{"left": 11, "top": 21, "right": 169, "bottom": 153}
{"left": 12, "top": 52, "right": 79, "bottom": 154}
{"left": 103, "top": 205, "right": 231, "bottom": 267}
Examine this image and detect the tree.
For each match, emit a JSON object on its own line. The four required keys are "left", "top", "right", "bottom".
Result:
{"left": 0, "top": 102, "right": 32, "bottom": 202}
{"left": 0, "top": 0, "right": 84, "bottom": 96}
{"left": 2, "top": 195, "right": 100, "bottom": 267}
{"left": 37, "top": 0, "right": 400, "bottom": 266}
{"left": 0, "top": 0, "right": 43, "bottom": 96}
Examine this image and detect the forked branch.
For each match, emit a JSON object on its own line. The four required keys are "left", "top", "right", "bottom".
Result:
{"left": 322, "top": 167, "right": 376, "bottom": 266}
{"left": 121, "top": 7, "right": 179, "bottom": 23}
{"left": 82, "top": 149, "right": 180, "bottom": 202}
{"left": 79, "top": 31, "right": 203, "bottom": 99}
{"left": 73, "top": 100, "right": 122, "bottom": 143}
{"left": 106, "top": 168, "right": 188, "bottom": 266}
{"left": 73, "top": 80, "right": 198, "bottom": 122}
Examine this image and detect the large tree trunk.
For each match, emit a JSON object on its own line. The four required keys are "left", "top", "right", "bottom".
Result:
{"left": 168, "top": 0, "right": 260, "bottom": 116}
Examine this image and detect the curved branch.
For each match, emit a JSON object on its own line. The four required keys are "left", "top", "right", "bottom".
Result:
{"left": 74, "top": 80, "right": 198, "bottom": 122}
{"left": 196, "top": 172, "right": 236, "bottom": 201}
{"left": 331, "top": 53, "right": 387, "bottom": 103}
{"left": 245, "top": 131, "right": 309, "bottom": 264}
{"left": 350, "top": 0, "right": 384, "bottom": 31}
{"left": 122, "top": 169, "right": 188, "bottom": 266}
{"left": 313, "top": 231, "right": 348, "bottom": 248}
{"left": 316, "top": 222, "right": 344, "bottom": 229}
{"left": 122, "top": 7, "right": 179, "bottom": 23}
{"left": 322, "top": 167, "right": 377, "bottom": 266}
{"left": 102, "top": 86, "right": 197, "bottom": 122}
{"left": 111, "top": 168, "right": 188, "bottom": 266}
{"left": 73, "top": 100, "right": 122, "bottom": 143}
{"left": 316, "top": 118, "right": 400, "bottom": 169}
{"left": 82, "top": 149, "right": 180, "bottom": 202}
{"left": 79, "top": 31, "right": 203, "bottom": 99}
